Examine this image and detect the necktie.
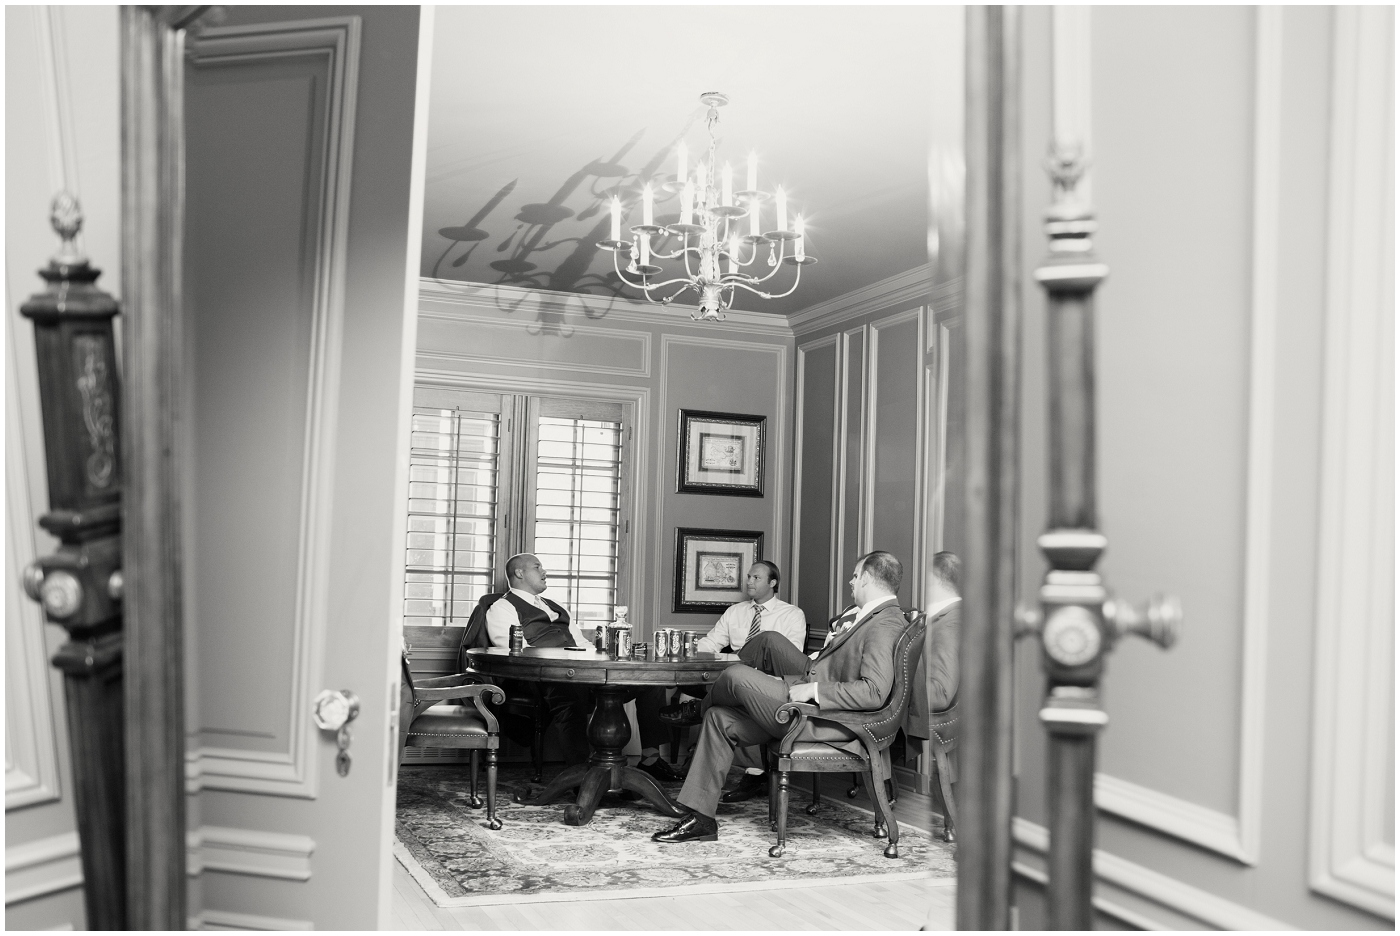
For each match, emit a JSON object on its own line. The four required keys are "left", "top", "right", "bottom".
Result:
{"left": 746, "top": 604, "right": 763, "bottom": 642}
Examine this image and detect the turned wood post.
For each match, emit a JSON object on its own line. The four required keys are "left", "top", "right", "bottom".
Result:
{"left": 20, "top": 195, "right": 128, "bottom": 931}
{"left": 1018, "top": 151, "right": 1182, "bottom": 929}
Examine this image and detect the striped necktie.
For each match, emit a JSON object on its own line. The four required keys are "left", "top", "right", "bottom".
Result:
{"left": 745, "top": 603, "right": 764, "bottom": 642}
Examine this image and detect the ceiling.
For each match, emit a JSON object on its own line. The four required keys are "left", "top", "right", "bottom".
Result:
{"left": 421, "top": 5, "right": 960, "bottom": 317}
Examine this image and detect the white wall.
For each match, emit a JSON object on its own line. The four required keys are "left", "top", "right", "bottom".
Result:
{"left": 4, "top": 6, "right": 121, "bottom": 930}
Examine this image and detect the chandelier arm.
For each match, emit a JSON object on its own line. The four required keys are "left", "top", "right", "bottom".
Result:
{"left": 639, "top": 274, "right": 699, "bottom": 293}
{"left": 726, "top": 265, "right": 804, "bottom": 300}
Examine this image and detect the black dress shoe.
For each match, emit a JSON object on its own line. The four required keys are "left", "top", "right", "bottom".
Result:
{"left": 636, "top": 757, "right": 685, "bottom": 783}
{"left": 719, "top": 771, "right": 769, "bottom": 804}
{"left": 652, "top": 812, "right": 718, "bottom": 843}
{"left": 659, "top": 699, "right": 704, "bottom": 724}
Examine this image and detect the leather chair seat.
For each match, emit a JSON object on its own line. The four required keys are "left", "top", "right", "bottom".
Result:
{"left": 786, "top": 738, "right": 866, "bottom": 764}
{"left": 406, "top": 706, "right": 489, "bottom": 738}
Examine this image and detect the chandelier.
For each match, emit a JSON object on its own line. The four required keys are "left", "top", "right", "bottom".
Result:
{"left": 600, "top": 92, "right": 816, "bottom": 321}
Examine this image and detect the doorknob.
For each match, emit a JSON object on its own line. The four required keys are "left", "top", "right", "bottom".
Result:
{"left": 313, "top": 689, "right": 360, "bottom": 776}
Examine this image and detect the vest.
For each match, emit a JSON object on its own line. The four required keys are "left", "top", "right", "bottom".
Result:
{"left": 501, "top": 592, "right": 576, "bottom": 647}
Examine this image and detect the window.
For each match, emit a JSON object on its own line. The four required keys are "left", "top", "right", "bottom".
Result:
{"left": 401, "top": 387, "right": 629, "bottom": 627}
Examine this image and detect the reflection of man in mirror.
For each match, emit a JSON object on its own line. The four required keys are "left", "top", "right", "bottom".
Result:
{"left": 485, "top": 554, "right": 682, "bottom": 781}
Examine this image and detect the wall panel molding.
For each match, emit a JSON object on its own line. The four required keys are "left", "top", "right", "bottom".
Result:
{"left": 187, "top": 16, "right": 362, "bottom": 798}
{"left": 833, "top": 325, "right": 867, "bottom": 604}
{"left": 650, "top": 334, "right": 789, "bottom": 626}
{"left": 789, "top": 333, "right": 840, "bottom": 619}
{"left": 1307, "top": 5, "right": 1396, "bottom": 919}
{"left": 5, "top": 832, "right": 83, "bottom": 906}
{"left": 416, "top": 304, "right": 652, "bottom": 378}
{"left": 864, "top": 306, "right": 927, "bottom": 586}
{"left": 1013, "top": 818, "right": 1293, "bottom": 931}
{"left": 420, "top": 278, "right": 793, "bottom": 338}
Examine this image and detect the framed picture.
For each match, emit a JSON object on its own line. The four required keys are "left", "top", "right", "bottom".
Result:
{"left": 673, "top": 528, "right": 765, "bottom": 613}
{"left": 677, "top": 409, "right": 766, "bottom": 497}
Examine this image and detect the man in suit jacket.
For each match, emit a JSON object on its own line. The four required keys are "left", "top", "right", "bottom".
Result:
{"left": 653, "top": 551, "right": 909, "bottom": 843}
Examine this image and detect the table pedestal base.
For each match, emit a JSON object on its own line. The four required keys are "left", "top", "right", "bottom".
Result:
{"left": 521, "top": 685, "right": 687, "bottom": 825}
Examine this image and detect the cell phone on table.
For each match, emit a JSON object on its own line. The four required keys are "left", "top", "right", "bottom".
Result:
{"left": 563, "top": 646, "right": 589, "bottom": 651}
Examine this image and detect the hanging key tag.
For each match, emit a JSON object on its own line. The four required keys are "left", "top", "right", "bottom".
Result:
{"left": 312, "top": 689, "right": 361, "bottom": 778}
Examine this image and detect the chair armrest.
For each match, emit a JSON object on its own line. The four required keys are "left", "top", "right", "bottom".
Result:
{"left": 409, "top": 682, "right": 505, "bottom": 734}
{"left": 774, "top": 702, "right": 818, "bottom": 754}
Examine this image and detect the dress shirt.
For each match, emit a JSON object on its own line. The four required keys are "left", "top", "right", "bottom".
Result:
{"left": 809, "top": 594, "right": 898, "bottom": 706}
{"left": 695, "top": 596, "right": 807, "bottom": 654}
{"left": 485, "top": 587, "right": 588, "bottom": 648}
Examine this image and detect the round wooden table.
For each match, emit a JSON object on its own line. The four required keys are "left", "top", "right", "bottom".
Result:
{"left": 464, "top": 646, "right": 742, "bottom": 825}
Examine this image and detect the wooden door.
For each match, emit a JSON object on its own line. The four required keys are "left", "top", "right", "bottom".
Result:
{"left": 179, "top": 7, "right": 426, "bottom": 929}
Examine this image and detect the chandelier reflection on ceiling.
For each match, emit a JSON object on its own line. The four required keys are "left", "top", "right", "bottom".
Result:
{"left": 600, "top": 92, "right": 816, "bottom": 321}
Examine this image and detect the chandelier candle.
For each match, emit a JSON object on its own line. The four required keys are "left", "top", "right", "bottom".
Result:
{"left": 600, "top": 92, "right": 816, "bottom": 321}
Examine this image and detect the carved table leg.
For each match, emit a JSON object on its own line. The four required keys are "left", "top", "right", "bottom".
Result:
{"left": 531, "top": 684, "right": 687, "bottom": 825}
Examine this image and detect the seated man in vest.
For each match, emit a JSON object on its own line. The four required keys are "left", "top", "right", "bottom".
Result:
{"left": 652, "top": 551, "right": 908, "bottom": 843}
{"left": 485, "top": 554, "right": 681, "bottom": 781}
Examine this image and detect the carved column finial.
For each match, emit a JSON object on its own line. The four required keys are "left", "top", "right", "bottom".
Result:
{"left": 49, "top": 191, "right": 87, "bottom": 265}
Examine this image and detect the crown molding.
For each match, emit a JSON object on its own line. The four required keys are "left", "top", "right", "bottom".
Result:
{"left": 787, "top": 264, "right": 936, "bottom": 335}
{"left": 418, "top": 277, "right": 793, "bottom": 339}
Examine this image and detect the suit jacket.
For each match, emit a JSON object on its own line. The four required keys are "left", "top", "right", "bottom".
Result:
{"left": 786, "top": 599, "right": 906, "bottom": 712}
{"left": 904, "top": 601, "right": 959, "bottom": 739}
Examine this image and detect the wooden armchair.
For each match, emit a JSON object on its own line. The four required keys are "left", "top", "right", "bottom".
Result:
{"left": 457, "top": 592, "right": 550, "bottom": 781}
{"left": 766, "top": 612, "right": 926, "bottom": 859}
{"left": 399, "top": 654, "right": 507, "bottom": 829}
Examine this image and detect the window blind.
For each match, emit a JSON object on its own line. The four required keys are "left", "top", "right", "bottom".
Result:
{"left": 533, "top": 415, "right": 623, "bottom": 624}
{"left": 403, "top": 406, "right": 499, "bottom": 626}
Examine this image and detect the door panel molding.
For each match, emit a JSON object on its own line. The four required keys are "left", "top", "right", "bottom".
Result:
{"left": 186, "top": 826, "right": 315, "bottom": 882}
{"left": 187, "top": 16, "right": 361, "bottom": 798}
{"left": 1054, "top": 7, "right": 1280, "bottom": 864}
{"left": 1307, "top": 5, "right": 1395, "bottom": 919}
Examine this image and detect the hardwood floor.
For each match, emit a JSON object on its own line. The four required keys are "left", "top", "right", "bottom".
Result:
{"left": 390, "top": 774, "right": 957, "bottom": 931}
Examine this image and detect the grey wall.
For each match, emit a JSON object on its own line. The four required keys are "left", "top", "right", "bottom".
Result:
{"left": 1011, "top": 6, "right": 1393, "bottom": 929}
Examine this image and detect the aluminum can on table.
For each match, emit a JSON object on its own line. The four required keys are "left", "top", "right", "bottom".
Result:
{"left": 687, "top": 632, "right": 701, "bottom": 657}
{"left": 668, "top": 628, "right": 684, "bottom": 657}
{"left": 508, "top": 624, "right": 524, "bottom": 654}
{"left": 594, "top": 624, "right": 608, "bottom": 653}
{"left": 610, "top": 625, "right": 631, "bottom": 659}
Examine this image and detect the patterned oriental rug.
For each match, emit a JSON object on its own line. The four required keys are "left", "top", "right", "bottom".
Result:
{"left": 394, "top": 765, "right": 956, "bottom": 908}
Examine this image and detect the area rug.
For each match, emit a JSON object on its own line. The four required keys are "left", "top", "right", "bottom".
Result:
{"left": 395, "top": 764, "right": 955, "bottom": 907}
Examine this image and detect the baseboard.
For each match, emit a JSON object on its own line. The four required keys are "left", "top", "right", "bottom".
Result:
{"left": 5, "top": 832, "right": 83, "bottom": 905}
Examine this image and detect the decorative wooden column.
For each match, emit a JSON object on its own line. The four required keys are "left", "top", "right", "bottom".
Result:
{"left": 957, "top": 6, "right": 1022, "bottom": 931}
{"left": 20, "top": 196, "right": 128, "bottom": 931}
{"left": 1018, "top": 151, "right": 1181, "bottom": 929}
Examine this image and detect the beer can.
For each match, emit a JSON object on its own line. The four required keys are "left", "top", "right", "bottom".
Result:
{"left": 594, "top": 624, "right": 608, "bottom": 653}
{"left": 632, "top": 642, "right": 648, "bottom": 660}
{"left": 611, "top": 625, "right": 631, "bottom": 659}
{"left": 508, "top": 623, "right": 524, "bottom": 654}
{"left": 669, "top": 629, "right": 684, "bottom": 657}
{"left": 687, "top": 632, "right": 701, "bottom": 657}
